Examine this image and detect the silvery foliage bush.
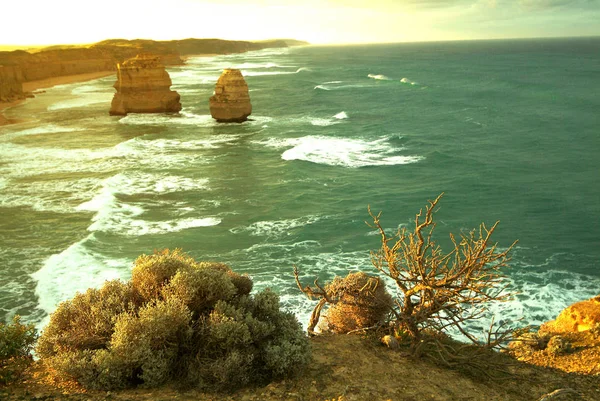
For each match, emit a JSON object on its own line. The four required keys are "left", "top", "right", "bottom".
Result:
{"left": 37, "top": 249, "right": 310, "bottom": 391}
{"left": 1, "top": 315, "right": 37, "bottom": 384}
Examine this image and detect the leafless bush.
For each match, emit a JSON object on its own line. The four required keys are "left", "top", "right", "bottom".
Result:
{"left": 296, "top": 194, "right": 520, "bottom": 375}
{"left": 367, "top": 194, "right": 518, "bottom": 352}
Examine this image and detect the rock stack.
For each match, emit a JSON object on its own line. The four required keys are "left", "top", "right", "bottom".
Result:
{"left": 209, "top": 69, "right": 252, "bottom": 123}
{"left": 109, "top": 54, "right": 181, "bottom": 116}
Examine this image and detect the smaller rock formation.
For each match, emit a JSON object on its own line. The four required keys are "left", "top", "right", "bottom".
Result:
{"left": 540, "top": 295, "right": 600, "bottom": 333}
{"left": 209, "top": 69, "right": 251, "bottom": 122}
{"left": 109, "top": 54, "right": 181, "bottom": 116}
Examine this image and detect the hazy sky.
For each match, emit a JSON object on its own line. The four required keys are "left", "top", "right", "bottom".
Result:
{"left": 1, "top": 0, "right": 599, "bottom": 46}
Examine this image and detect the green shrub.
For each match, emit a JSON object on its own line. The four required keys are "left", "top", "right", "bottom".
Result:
{"left": 37, "top": 249, "right": 310, "bottom": 391}
{"left": 132, "top": 248, "right": 197, "bottom": 301}
{"left": 37, "top": 280, "right": 137, "bottom": 358}
{"left": 0, "top": 315, "right": 37, "bottom": 384}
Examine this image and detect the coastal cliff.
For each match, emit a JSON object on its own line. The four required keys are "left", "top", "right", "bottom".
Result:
{"left": 6, "top": 48, "right": 116, "bottom": 82}
{"left": 109, "top": 54, "right": 181, "bottom": 116}
{"left": 0, "top": 64, "right": 24, "bottom": 102}
{"left": 209, "top": 69, "right": 252, "bottom": 122}
{"left": 0, "top": 38, "right": 306, "bottom": 107}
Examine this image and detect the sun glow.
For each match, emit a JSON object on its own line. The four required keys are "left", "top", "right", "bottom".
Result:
{"left": 1, "top": 0, "right": 598, "bottom": 47}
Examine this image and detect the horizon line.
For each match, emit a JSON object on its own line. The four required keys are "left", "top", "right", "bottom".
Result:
{"left": 1, "top": 34, "right": 599, "bottom": 51}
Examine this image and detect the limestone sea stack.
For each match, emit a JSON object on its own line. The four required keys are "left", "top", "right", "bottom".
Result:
{"left": 109, "top": 54, "right": 181, "bottom": 116}
{"left": 209, "top": 69, "right": 251, "bottom": 122}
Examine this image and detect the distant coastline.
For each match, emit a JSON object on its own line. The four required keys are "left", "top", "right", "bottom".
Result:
{"left": 0, "top": 37, "right": 308, "bottom": 126}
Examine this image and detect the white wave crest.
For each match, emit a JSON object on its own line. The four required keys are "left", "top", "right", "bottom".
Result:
{"left": 310, "top": 118, "right": 338, "bottom": 127}
{"left": 368, "top": 73, "right": 390, "bottom": 80}
{"left": 334, "top": 111, "right": 348, "bottom": 119}
{"left": 0, "top": 177, "right": 102, "bottom": 214}
{"left": 75, "top": 172, "right": 219, "bottom": 236}
{"left": 400, "top": 77, "right": 418, "bottom": 85}
{"left": 31, "top": 234, "right": 131, "bottom": 329}
{"left": 314, "top": 82, "right": 369, "bottom": 91}
{"left": 118, "top": 112, "right": 214, "bottom": 126}
{"left": 260, "top": 135, "right": 422, "bottom": 168}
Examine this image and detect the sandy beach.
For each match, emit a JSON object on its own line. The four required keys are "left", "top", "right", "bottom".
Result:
{"left": 0, "top": 70, "right": 115, "bottom": 127}
{"left": 0, "top": 99, "right": 26, "bottom": 126}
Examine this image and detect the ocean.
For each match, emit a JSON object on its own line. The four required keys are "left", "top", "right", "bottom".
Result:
{"left": 1, "top": 37, "right": 599, "bottom": 337}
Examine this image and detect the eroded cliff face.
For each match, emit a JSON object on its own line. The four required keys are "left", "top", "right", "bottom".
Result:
{"left": 0, "top": 65, "right": 24, "bottom": 102}
{"left": 18, "top": 49, "right": 116, "bottom": 81}
{"left": 109, "top": 54, "right": 181, "bottom": 116}
{"left": 0, "top": 38, "right": 298, "bottom": 105}
{"left": 209, "top": 69, "right": 252, "bottom": 123}
{"left": 0, "top": 44, "right": 183, "bottom": 105}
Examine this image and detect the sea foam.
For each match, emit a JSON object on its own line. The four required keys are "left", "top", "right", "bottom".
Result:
{"left": 260, "top": 135, "right": 422, "bottom": 168}
{"left": 230, "top": 215, "right": 322, "bottom": 237}
{"left": 241, "top": 67, "right": 308, "bottom": 77}
{"left": 400, "top": 77, "right": 417, "bottom": 85}
{"left": 368, "top": 73, "right": 390, "bottom": 80}
{"left": 31, "top": 234, "right": 131, "bottom": 329}
{"left": 76, "top": 172, "right": 218, "bottom": 236}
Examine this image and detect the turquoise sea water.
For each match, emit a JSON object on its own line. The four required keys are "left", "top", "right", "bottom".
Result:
{"left": 1, "top": 37, "right": 599, "bottom": 335}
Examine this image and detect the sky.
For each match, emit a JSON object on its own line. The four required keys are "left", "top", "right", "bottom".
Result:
{"left": 1, "top": 0, "right": 599, "bottom": 46}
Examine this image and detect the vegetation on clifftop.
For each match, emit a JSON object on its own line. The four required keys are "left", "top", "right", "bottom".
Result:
{"left": 2, "top": 196, "right": 600, "bottom": 400}
{"left": 35, "top": 249, "right": 310, "bottom": 391}
{"left": 0, "top": 316, "right": 37, "bottom": 384}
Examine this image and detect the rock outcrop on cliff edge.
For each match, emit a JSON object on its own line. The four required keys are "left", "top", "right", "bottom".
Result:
{"left": 109, "top": 54, "right": 181, "bottom": 116}
{"left": 209, "top": 69, "right": 252, "bottom": 123}
{"left": 540, "top": 295, "right": 600, "bottom": 333}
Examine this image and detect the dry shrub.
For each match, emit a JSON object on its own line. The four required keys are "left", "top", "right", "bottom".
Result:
{"left": 294, "top": 269, "right": 393, "bottom": 335}
{"left": 323, "top": 272, "right": 392, "bottom": 334}
{"left": 0, "top": 315, "right": 37, "bottom": 384}
{"left": 37, "top": 249, "right": 309, "bottom": 391}
{"left": 296, "top": 195, "right": 519, "bottom": 378}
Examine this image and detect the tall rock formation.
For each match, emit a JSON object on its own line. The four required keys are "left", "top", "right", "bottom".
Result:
{"left": 109, "top": 54, "right": 181, "bottom": 116}
{"left": 209, "top": 69, "right": 252, "bottom": 123}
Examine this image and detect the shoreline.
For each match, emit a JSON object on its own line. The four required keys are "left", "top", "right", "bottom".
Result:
{"left": 0, "top": 70, "right": 115, "bottom": 127}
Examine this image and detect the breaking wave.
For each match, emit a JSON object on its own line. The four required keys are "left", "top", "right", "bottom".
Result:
{"left": 257, "top": 135, "right": 422, "bottom": 168}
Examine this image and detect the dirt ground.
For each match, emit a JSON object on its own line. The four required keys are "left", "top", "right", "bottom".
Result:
{"left": 2, "top": 334, "right": 599, "bottom": 401}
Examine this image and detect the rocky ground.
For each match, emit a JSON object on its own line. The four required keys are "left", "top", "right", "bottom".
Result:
{"left": 2, "top": 333, "right": 599, "bottom": 401}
